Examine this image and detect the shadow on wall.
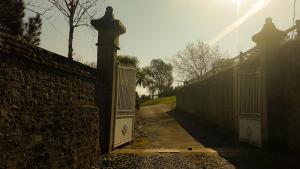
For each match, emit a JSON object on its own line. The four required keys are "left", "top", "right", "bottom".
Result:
{"left": 168, "top": 110, "right": 238, "bottom": 149}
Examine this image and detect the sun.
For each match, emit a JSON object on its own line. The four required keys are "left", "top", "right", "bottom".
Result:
{"left": 233, "top": 0, "right": 243, "bottom": 7}
{"left": 233, "top": 0, "right": 243, "bottom": 14}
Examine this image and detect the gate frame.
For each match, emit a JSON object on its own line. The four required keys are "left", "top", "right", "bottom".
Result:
{"left": 237, "top": 69, "right": 263, "bottom": 147}
{"left": 234, "top": 52, "right": 269, "bottom": 148}
{"left": 112, "top": 62, "right": 137, "bottom": 148}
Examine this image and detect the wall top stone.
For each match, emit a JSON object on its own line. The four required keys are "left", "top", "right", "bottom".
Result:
{"left": 0, "top": 32, "right": 96, "bottom": 80}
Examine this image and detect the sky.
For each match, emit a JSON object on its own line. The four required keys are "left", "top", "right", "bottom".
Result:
{"left": 23, "top": 0, "right": 300, "bottom": 95}
{"left": 30, "top": 0, "right": 300, "bottom": 68}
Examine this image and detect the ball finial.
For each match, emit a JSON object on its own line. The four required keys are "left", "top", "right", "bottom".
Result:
{"left": 103, "top": 6, "right": 114, "bottom": 19}
{"left": 106, "top": 6, "right": 113, "bottom": 14}
{"left": 265, "top": 17, "right": 272, "bottom": 24}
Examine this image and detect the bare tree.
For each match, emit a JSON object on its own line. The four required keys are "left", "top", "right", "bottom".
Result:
{"left": 171, "top": 41, "right": 224, "bottom": 83}
{"left": 211, "top": 58, "right": 234, "bottom": 72}
{"left": 26, "top": 0, "right": 106, "bottom": 59}
{"left": 48, "top": 0, "right": 106, "bottom": 59}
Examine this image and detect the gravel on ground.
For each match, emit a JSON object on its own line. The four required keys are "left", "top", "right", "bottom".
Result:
{"left": 94, "top": 153, "right": 236, "bottom": 169}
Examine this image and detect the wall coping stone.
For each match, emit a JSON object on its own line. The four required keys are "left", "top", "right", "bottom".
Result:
{"left": 0, "top": 32, "right": 96, "bottom": 80}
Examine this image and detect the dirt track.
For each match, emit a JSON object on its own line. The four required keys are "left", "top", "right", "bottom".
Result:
{"left": 95, "top": 104, "right": 300, "bottom": 169}
{"left": 96, "top": 104, "right": 236, "bottom": 169}
{"left": 133, "top": 104, "right": 203, "bottom": 149}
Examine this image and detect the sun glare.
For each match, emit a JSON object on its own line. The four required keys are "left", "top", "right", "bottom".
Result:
{"left": 209, "top": 0, "right": 272, "bottom": 45}
{"left": 235, "top": 0, "right": 243, "bottom": 7}
{"left": 234, "top": 0, "right": 243, "bottom": 15}
{"left": 235, "top": 0, "right": 243, "bottom": 18}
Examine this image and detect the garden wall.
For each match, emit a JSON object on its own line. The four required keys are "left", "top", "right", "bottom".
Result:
{"left": 0, "top": 33, "right": 100, "bottom": 169}
{"left": 177, "top": 40, "right": 300, "bottom": 151}
{"left": 176, "top": 67, "right": 237, "bottom": 133}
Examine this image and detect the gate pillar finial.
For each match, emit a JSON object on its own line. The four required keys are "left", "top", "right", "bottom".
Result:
{"left": 252, "top": 18, "right": 286, "bottom": 48}
{"left": 91, "top": 6, "right": 126, "bottom": 50}
{"left": 91, "top": 6, "right": 126, "bottom": 154}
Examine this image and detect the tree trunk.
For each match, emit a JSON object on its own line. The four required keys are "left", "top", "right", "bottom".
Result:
{"left": 68, "top": 25, "right": 74, "bottom": 59}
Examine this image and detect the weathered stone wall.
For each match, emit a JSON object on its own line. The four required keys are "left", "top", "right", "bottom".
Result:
{"left": 267, "top": 40, "right": 300, "bottom": 151}
{"left": 0, "top": 33, "right": 100, "bottom": 168}
{"left": 176, "top": 68, "right": 237, "bottom": 133}
{"left": 176, "top": 40, "right": 300, "bottom": 151}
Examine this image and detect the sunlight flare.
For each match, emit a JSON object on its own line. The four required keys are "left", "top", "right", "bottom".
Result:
{"left": 209, "top": 0, "right": 273, "bottom": 45}
{"left": 235, "top": 0, "right": 243, "bottom": 8}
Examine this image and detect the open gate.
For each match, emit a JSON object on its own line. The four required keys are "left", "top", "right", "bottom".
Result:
{"left": 238, "top": 72, "right": 262, "bottom": 147}
{"left": 113, "top": 63, "right": 136, "bottom": 148}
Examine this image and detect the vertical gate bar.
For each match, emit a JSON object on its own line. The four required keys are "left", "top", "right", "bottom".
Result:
{"left": 255, "top": 73, "right": 258, "bottom": 115}
{"left": 251, "top": 74, "right": 254, "bottom": 115}
{"left": 240, "top": 75, "right": 243, "bottom": 114}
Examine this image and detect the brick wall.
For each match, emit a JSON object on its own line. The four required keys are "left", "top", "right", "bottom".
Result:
{"left": 0, "top": 33, "right": 100, "bottom": 168}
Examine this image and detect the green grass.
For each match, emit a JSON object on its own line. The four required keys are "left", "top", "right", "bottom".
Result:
{"left": 141, "top": 96, "right": 176, "bottom": 106}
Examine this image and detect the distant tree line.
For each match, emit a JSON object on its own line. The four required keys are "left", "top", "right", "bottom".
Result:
{"left": 74, "top": 54, "right": 175, "bottom": 99}
{"left": 115, "top": 56, "right": 174, "bottom": 100}
{"left": 0, "top": 0, "right": 42, "bottom": 46}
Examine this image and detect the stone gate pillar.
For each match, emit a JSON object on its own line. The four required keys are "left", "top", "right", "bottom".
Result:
{"left": 252, "top": 18, "right": 287, "bottom": 149}
{"left": 91, "top": 6, "right": 126, "bottom": 153}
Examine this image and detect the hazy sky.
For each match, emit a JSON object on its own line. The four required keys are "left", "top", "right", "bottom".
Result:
{"left": 33, "top": 0, "right": 300, "bottom": 67}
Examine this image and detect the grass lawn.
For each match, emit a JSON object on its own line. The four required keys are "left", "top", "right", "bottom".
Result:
{"left": 141, "top": 96, "right": 176, "bottom": 106}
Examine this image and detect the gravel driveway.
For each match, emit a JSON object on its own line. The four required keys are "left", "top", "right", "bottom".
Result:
{"left": 95, "top": 153, "right": 235, "bottom": 169}
{"left": 93, "top": 104, "right": 300, "bottom": 169}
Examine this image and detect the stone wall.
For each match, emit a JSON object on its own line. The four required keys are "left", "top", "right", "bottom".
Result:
{"left": 267, "top": 40, "right": 300, "bottom": 151}
{"left": 0, "top": 33, "right": 100, "bottom": 168}
{"left": 176, "top": 40, "right": 300, "bottom": 151}
{"left": 176, "top": 67, "right": 237, "bottom": 133}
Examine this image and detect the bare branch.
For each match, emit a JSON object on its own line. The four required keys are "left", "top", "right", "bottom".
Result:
{"left": 63, "top": 0, "right": 71, "bottom": 12}
{"left": 171, "top": 41, "right": 226, "bottom": 82}
{"left": 48, "top": 0, "right": 70, "bottom": 17}
{"left": 26, "top": 0, "right": 105, "bottom": 59}
{"left": 24, "top": 7, "right": 60, "bottom": 33}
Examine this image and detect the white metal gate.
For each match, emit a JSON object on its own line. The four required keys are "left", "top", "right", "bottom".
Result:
{"left": 113, "top": 64, "right": 136, "bottom": 148}
{"left": 238, "top": 72, "right": 262, "bottom": 147}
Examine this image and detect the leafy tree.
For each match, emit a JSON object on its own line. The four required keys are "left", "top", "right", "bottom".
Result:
{"left": 0, "top": 0, "right": 42, "bottom": 45}
{"left": 136, "top": 67, "right": 146, "bottom": 86}
{"left": 143, "top": 59, "right": 173, "bottom": 98}
{"left": 171, "top": 41, "right": 224, "bottom": 82}
{"left": 158, "top": 86, "right": 176, "bottom": 98}
{"left": 118, "top": 55, "right": 139, "bottom": 68}
{"left": 0, "top": 0, "right": 25, "bottom": 36}
{"left": 24, "top": 14, "right": 42, "bottom": 45}
{"left": 142, "top": 67, "right": 156, "bottom": 98}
